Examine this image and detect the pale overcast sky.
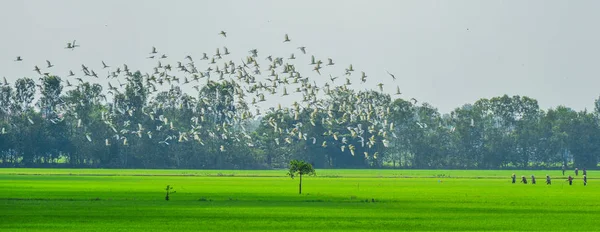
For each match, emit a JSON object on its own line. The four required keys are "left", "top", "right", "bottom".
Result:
{"left": 1, "top": 0, "right": 599, "bottom": 113}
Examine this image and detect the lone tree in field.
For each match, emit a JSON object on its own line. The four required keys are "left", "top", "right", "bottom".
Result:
{"left": 287, "top": 160, "right": 316, "bottom": 194}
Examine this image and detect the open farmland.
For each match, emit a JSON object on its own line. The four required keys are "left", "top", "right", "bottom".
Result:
{"left": 3, "top": 1, "right": 600, "bottom": 231}
{"left": 1, "top": 169, "right": 598, "bottom": 231}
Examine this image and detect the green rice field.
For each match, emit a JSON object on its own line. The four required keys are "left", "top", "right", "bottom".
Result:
{"left": 1, "top": 168, "right": 598, "bottom": 231}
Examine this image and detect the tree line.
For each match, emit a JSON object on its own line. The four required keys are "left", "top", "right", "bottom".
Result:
{"left": 1, "top": 74, "right": 599, "bottom": 169}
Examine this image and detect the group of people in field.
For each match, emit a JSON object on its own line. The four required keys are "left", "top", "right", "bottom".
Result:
{"left": 511, "top": 165, "right": 588, "bottom": 186}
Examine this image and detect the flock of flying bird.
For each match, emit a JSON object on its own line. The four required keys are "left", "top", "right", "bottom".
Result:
{"left": 3, "top": 31, "right": 417, "bottom": 159}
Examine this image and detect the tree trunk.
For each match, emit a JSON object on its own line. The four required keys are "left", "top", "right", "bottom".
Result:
{"left": 267, "top": 154, "right": 272, "bottom": 168}
{"left": 298, "top": 174, "right": 302, "bottom": 194}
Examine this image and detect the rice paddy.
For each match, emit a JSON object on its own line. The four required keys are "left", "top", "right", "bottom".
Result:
{"left": 1, "top": 169, "right": 598, "bottom": 231}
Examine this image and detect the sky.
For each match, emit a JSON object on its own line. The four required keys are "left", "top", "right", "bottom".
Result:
{"left": 1, "top": 0, "right": 599, "bottom": 114}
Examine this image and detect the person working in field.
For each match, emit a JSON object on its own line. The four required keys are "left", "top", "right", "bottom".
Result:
{"left": 546, "top": 175, "right": 551, "bottom": 185}
{"left": 568, "top": 175, "right": 573, "bottom": 185}
{"left": 583, "top": 175, "right": 587, "bottom": 186}
{"left": 562, "top": 165, "right": 566, "bottom": 176}
{"left": 521, "top": 176, "right": 527, "bottom": 184}
{"left": 512, "top": 173, "right": 516, "bottom": 184}
{"left": 531, "top": 175, "right": 536, "bottom": 184}
{"left": 575, "top": 168, "right": 579, "bottom": 176}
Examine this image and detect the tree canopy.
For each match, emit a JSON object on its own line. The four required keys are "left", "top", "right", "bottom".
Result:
{"left": 287, "top": 160, "right": 316, "bottom": 179}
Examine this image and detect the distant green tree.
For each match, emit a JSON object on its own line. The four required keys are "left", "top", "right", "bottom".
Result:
{"left": 12, "top": 77, "right": 36, "bottom": 113}
{"left": 0, "top": 85, "right": 13, "bottom": 120}
{"left": 388, "top": 98, "right": 418, "bottom": 168}
{"left": 287, "top": 160, "right": 316, "bottom": 194}
{"left": 568, "top": 111, "right": 600, "bottom": 168}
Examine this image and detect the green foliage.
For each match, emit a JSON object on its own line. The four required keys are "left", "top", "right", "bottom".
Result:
{"left": 1, "top": 73, "right": 600, "bottom": 171}
{"left": 287, "top": 160, "right": 316, "bottom": 179}
{"left": 13, "top": 77, "right": 36, "bottom": 113}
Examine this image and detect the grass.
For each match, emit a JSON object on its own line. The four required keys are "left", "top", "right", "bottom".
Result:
{"left": 0, "top": 169, "right": 597, "bottom": 231}
{"left": 0, "top": 168, "right": 593, "bottom": 178}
